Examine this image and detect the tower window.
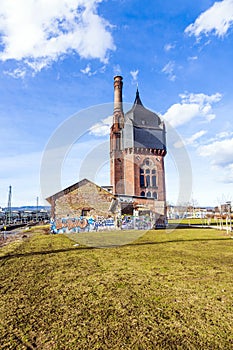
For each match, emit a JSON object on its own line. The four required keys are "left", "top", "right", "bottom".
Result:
{"left": 152, "top": 176, "right": 156, "bottom": 187}
{"left": 140, "top": 174, "right": 145, "bottom": 187}
{"left": 139, "top": 164, "right": 157, "bottom": 189}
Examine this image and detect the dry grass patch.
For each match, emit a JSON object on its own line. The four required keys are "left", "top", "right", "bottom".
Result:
{"left": 0, "top": 228, "right": 232, "bottom": 349}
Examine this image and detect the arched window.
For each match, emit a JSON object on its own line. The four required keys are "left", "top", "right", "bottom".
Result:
{"left": 139, "top": 160, "right": 157, "bottom": 189}
{"left": 141, "top": 191, "right": 145, "bottom": 197}
{"left": 147, "top": 191, "right": 151, "bottom": 198}
{"left": 153, "top": 192, "right": 157, "bottom": 199}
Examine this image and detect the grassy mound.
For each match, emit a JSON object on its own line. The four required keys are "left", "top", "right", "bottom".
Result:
{"left": 0, "top": 227, "right": 232, "bottom": 349}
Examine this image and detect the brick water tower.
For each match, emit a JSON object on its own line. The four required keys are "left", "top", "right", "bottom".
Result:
{"left": 110, "top": 76, "right": 167, "bottom": 220}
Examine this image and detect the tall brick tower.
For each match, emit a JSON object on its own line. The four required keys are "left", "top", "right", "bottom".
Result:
{"left": 110, "top": 76, "right": 167, "bottom": 220}
{"left": 110, "top": 76, "right": 125, "bottom": 194}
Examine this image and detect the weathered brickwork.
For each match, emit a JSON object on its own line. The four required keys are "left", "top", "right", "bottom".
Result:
{"left": 110, "top": 76, "right": 167, "bottom": 219}
{"left": 47, "top": 76, "right": 167, "bottom": 223}
{"left": 48, "top": 179, "right": 119, "bottom": 220}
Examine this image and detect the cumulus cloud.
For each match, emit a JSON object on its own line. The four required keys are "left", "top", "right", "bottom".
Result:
{"left": 0, "top": 0, "right": 115, "bottom": 73}
{"left": 162, "top": 92, "right": 221, "bottom": 127}
{"left": 89, "top": 115, "right": 112, "bottom": 137}
{"left": 198, "top": 136, "right": 233, "bottom": 183}
{"left": 185, "top": 0, "right": 233, "bottom": 37}
{"left": 162, "top": 61, "right": 176, "bottom": 81}
{"left": 198, "top": 137, "right": 233, "bottom": 167}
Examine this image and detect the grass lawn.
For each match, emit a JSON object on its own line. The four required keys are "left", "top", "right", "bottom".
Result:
{"left": 0, "top": 226, "right": 232, "bottom": 349}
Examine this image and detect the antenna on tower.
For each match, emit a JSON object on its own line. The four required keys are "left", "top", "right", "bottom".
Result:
{"left": 6, "top": 185, "right": 12, "bottom": 225}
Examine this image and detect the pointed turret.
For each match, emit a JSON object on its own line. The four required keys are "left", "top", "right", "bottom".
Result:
{"left": 134, "top": 88, "right": 143, "bottom": 106}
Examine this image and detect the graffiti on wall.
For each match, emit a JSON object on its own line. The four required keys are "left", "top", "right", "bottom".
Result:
{"left": 50, "top": 216, "right": 115, "bottom": 233}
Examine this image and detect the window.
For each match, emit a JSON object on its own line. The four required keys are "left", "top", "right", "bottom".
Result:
{"left": 81, "top": 209, "right": 90, "bottom": 217}
{"left": 141, "top": 191, "right": 145, "bottom": 197}
{"left": 152, "top": 176, "right": 156, "bottom": 187}
{"left": 147, "top": 192, "right": 151, "bottom": 198}
{"left": 140, "top": 168, "right": 145, "bottom": 187}
{"left": 139, "top": 165, "right": 157, "bottom": 189}
{"left": 153, "top": 192, "right": 157, "bottom": 199}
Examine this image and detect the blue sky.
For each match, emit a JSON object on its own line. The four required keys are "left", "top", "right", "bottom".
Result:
{"left": 0, "top": 0, "right": 233, "bottom": 207}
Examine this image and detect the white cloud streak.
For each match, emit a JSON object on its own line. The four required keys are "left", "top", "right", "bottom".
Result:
{"left": 0, "top": 0, "right": 115, "bottom": 73}
{"left": 162, "top": 61, "right": 176, "bottom": 81}
{"left": 185, "top": 0, "right": 233, "bottom": 37}
{"left": 130, "top": 69, "right": 139, "bottom": 82}
{"left": 162, "top": 92, "right": 222, "bottom": 127}
{"left": 174, "top": 130, "right": 207, "bottom": 148}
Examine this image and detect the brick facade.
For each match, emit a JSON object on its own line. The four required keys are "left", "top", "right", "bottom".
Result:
{"left": 110, "top": 76, "right": 167, "bottom": 221}
{"left": 47, "top": 179, "right": 119, "bottom": 220}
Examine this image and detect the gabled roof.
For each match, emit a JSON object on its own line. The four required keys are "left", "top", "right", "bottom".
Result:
{"left": 46, "top": 178, "right": 116, "bottom": 203}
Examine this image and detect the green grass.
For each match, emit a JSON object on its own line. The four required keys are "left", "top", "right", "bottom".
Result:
{"left": 168, "top": 218, "right": 215, "bottom": 225}
{"left": 0, "top": 226, "right": 232, "bottom": 349}
{"left": 168, "top": 217, "right": 230, "bottom": 226}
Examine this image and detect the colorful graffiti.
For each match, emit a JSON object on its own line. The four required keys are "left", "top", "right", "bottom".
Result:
{"left": 50, "top": 215, "right": 166, "bottom": 233}
{"left": 50, "top": 216, "right": 115, "bottom": 233}
{"left": 121, "top": 215, "right": 153, "bottom": 230}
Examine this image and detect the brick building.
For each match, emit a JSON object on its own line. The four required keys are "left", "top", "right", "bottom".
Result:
{"left": 110, "top": 76, "right": 167, "bottom": 224}
{"left": 47, "top": 76, "right": 167, "bottom": 229}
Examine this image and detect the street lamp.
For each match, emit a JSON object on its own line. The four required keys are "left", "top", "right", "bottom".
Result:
{"left": 226, "top": 201, "right": 232, "bottom": 233}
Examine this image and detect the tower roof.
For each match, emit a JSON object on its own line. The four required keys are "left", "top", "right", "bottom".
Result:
{"left": 126, "top": 89, "right": 162, "bottom": 127}
{"left": 123, "top": 88, "right": 166, "bottom": 151}
{"left": 134, "top": 88, "right": 143, "bottom": 106}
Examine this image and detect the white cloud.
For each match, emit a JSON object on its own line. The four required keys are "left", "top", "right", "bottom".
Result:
{"left": 80, "top": 64, "right": 97, "bottom": 76}
{"left": 3, "top": 67, "right": 26, "bottom": 79}
{"left": 0, "top": 0, "right": 115, "bottom": 73}
{"left": 162, "top": 61, "right": 176, "bottom": 81}
{"left": 163, "top": 92, "right": 222, "bottom": 127}
{"left": 130, "top": 69, "right": 139, "bottom": 82}
{"left": 89, "top": 115, "right": 112, "bottom": 137}
{"left": 164, "top": 43, "right": 175, "bottom": 51}
{"left": 185, "top": 0, "right": 233, "bottom": 37}
{"left": 188, "top": 56, "right": 198, "bottom": 61}
{"left": 174, "top": 130, "right": 207, "bottom": 148}
{"left": 198, "top": 136, "right": 233, "bottom": 183}
{"left": 198, "top": 137, "right": 233, "bottom": 167}
{"left": 186, "top": 130, "right": 207, "bottom": 145}
{"left": 113, "top": 64, "right": 122, "bottom": 75}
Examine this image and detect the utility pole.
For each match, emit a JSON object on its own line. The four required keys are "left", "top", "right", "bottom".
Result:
{"left": 36, "top": 196, "right": 39, "bottom": 222}
{"left": 226, "top": 201, "right": 232, "bottom": 233}
{"left": 7, "top": 185, "right": 12, "bottom": 225}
